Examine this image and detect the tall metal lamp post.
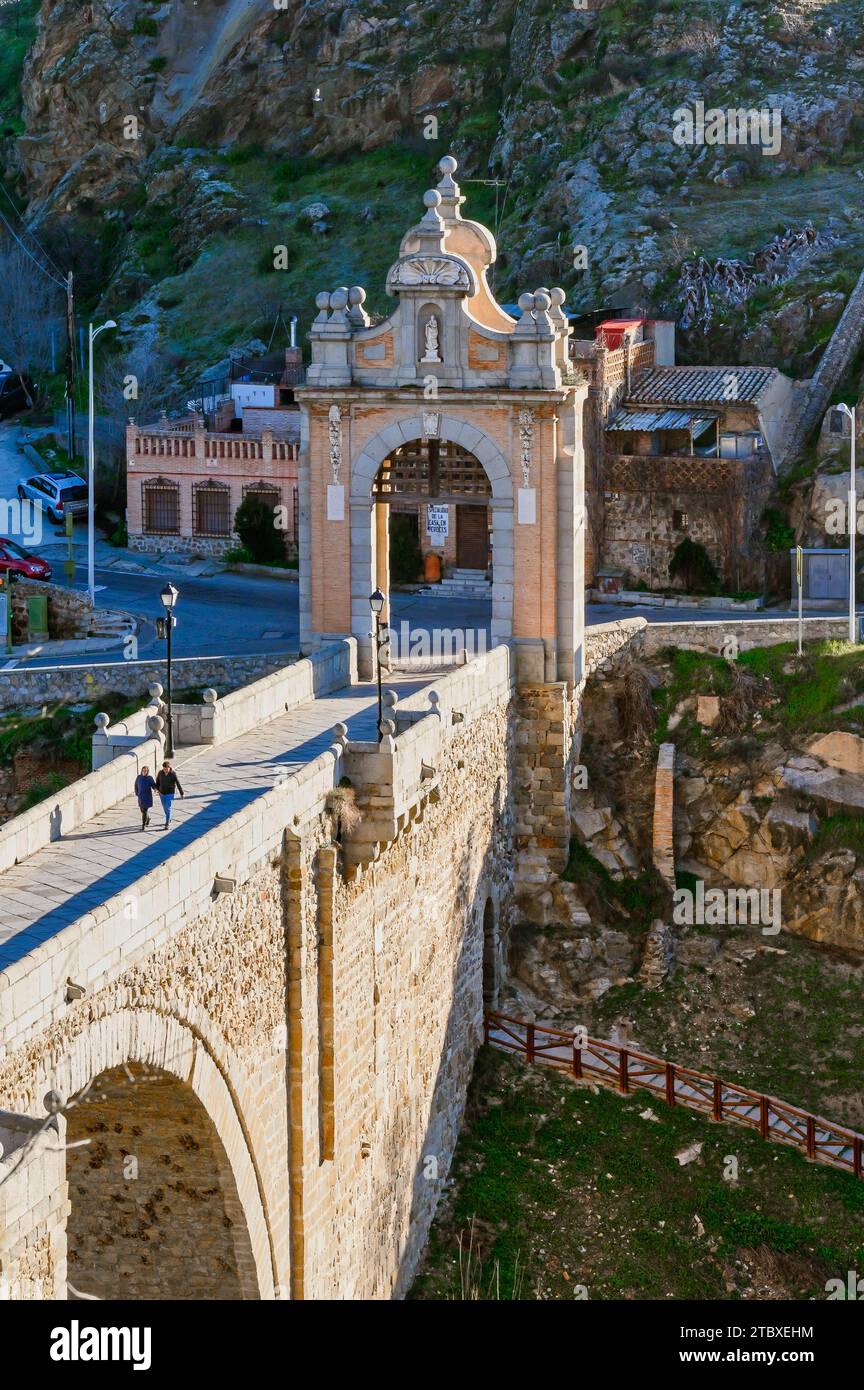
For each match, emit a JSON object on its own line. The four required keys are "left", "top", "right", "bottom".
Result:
{"left": 87, "top": 319, "right": 117, "bottom": 603}
{"left": 369, "top": 588, "right": 386, "bottom": 742}
{"left": 157, "top": 582, "right": 179, "bottom": 757}
{"left": 836, "top": 402, "right": 858, "bottom": 643}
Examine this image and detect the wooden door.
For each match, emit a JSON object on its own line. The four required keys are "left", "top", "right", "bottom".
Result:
{"left": 457, "top": 505, "right": 489, "bottom": 569}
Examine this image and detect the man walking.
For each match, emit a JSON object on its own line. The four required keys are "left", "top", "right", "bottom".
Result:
{"left": 134, "top": 766, "right": 157, "bottom": 830}
{"left": 155, "top": 760, "right": 185, "bottom": 829}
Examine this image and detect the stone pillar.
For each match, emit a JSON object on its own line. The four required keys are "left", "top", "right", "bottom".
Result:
{"left": 652, "top": 743, "right": 676, "bottom": 888}
{"left": 375, "top": 501, "right": 390, "bottom": 626}
{"left": 0, "top": 1108, "right": 69, "bottom": 1300}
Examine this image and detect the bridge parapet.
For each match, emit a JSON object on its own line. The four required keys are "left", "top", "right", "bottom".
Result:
{"left": 0, "top": 731, "right": 162, "bottom": 877}
{"left": 337, "top": 645, "right": 515, "bottom": 872}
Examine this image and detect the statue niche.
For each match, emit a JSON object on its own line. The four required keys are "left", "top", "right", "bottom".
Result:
{"left": 418, "top": 304, "right": 443, "bottom": 364}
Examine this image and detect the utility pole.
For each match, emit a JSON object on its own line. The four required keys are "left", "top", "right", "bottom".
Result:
{"left": 65, "top": 271, "right": 76, "bottom": 462}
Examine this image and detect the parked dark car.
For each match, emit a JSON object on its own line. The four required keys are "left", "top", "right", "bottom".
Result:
{"left": 0, "top": 373, "right": 33, "bottom": 420}
{"left": 0, "top": 538, "right": 52, "bottom": 582}
{"left": 17, "top": 473, "right": 87, "bottom": 526}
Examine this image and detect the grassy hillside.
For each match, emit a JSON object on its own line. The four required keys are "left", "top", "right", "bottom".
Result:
{"left": 0, "top": 1, "right": 39, "bottom": 139}
{"left": 412, "top": 1047, "right": 864, "bottom": 1301}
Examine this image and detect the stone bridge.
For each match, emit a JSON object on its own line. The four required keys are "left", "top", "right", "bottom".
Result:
{"left": 0, "top": 637, "right": 593, "bottom": 1300}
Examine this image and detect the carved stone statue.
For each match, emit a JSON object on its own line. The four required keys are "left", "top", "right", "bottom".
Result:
{"left": 422, "top": 316, "right": 441, "bottom": 363}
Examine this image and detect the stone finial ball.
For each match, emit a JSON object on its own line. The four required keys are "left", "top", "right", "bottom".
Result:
{"left": 149, "top": 714, "right": 165, "bottom": 732}
{"left": 423, "top": 189, "right": 442, "bottom": 209}
{"left": 202, "top": 688, "right": 218, "bottom": 705}
{"left": 94, "top": 712, "right": 110, "bottom": 729}
{"left": 380, "top": 719, "right": 396, "bottom": 736}
{"left": 329, "top": 287, "right": 349, "bottom": 310}
{"left": 383, "top": 689, "right": 399, "bottom": 707}
{"left": 44, "top": 1089, "right": 65, "bottom": 1114}
{"left": 148, "top": 682, "right": 163, "bottom": 698}
{"left": 348, "top": 285, "right": 366, "bottom": 305}
{"left": 534, "top": 290, "right": 552, "bottom": 311}
{"left": 518, "top": 291, "right": 536, "bottom": 312}
{"left": 550, "top": 287, "right": 566, "bottom": 305}
{"left": 438, "top": 155, "right": 458, "bottom": 176}
{"left": 315, "top": 291, "right": 331, "bottom": 311}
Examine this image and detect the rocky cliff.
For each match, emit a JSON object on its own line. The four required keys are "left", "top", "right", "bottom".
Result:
{"left": 3, "top": 0, "right": 864, "bottom": 384}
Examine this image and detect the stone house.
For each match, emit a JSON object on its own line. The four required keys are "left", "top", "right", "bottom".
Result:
{"left": 126, "top": 349, "right": 303, "bottom": 559}
{"left": 572, "top": 320, "right": 795, "bottom": 591}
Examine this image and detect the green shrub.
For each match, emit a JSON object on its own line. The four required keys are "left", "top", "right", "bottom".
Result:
{"left": 232, "top": 494, "right": 286, "bottom": 564}
{"left": 225, "top": 544, "right": 255, "bottom": 565}
{"left": 132, "top": 17, "right": 158, "bottom": 37}
{"left": 669, "top": 537, "right": 720, "bottom": 594}
{"left": 109, "top": 521, "right": 128, "bottom": 548}
{"left": 148, "top": 56, "right": 167, "bottom": 73}
{"left": 762, "top": 507, "right": 795, "bottom": 553}
{"left": 389, "top": 515, "right": 423, "bottom": 583}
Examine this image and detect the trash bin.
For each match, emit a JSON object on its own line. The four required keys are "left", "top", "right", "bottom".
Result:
{"left": 423, "top": 553, "right": 442, "bottom": 583}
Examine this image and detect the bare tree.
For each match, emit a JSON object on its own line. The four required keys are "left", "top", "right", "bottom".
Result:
{"left": 95, "top": 343, "right": 173, "bottom": 432}
{"left": 0, "top": 235, "right": 64, "bottom": 405}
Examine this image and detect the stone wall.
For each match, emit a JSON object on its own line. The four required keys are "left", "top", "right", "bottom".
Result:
{"left": 294, "top": 687, "right": 514, "bottom": 1298}
{"left": 602, "top": 455, "right": 773, "bottom": 591}
{"left": 10, "top": 582, "right": 93, "bottom": 642}
{"left": 0, "top": 652, "right": 296, "bottom": 713}
{"left": 641, "top": 616, "right": 851, "bottom": 657}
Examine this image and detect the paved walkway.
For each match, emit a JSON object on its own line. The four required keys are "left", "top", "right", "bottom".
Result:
{"left": 0, "top": 676, "right": 428, "bottom": 964}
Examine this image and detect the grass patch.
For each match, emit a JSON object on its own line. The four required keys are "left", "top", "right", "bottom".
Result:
{"left": 811, "top": 813, "right": 864, "bottom": 859}
{"left": 738, "top": 640, "right": 864, "bottom": 734}
{"left": 0, "top": 693, "right": 144, "bottom": 775}
{"left": 562, "top": 839, "right": 665, "bottom": 930}
{"left": 411, "top": 1048, "right": 864, "bottom": 1300}
{"left": 652, "top": 648, "right": 733, "bottom": 742}
{"left": 0, "top": 1, "right": 40, "bottom": 135}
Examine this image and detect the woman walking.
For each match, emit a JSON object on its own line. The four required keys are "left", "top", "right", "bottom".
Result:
{"left": 155, "top": 760, "right": 185, "bottom": 829}
{"left": 134, "top": 766, "right": 157, "bottom": 830}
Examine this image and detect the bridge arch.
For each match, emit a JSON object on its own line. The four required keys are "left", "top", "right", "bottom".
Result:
{"left": 33, "top": 1008, "right": 276, "bottom": 1300}
{"left": 66, "top": 1062, "right": 260, "bottom": 1300}
{"left": 349, "top": 414, "right": 514, "bottom": 666}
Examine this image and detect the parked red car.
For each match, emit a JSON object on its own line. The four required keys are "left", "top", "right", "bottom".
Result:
{"left": 0, "top": 538, "right": 52, "bottom": 582}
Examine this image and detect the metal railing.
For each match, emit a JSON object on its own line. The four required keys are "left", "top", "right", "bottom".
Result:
{"left": 485, "top": 1011, "right": 864, "bottom": 1179}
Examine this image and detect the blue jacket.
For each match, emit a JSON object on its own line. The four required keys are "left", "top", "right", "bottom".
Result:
{"left": 134, "top": 774, "right": 157, "bottom": 809}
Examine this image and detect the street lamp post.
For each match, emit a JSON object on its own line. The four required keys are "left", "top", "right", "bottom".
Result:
{"left": 87, "top": 319, "right": 117, "bottom": 604}
{"left": 369, "top": 588, "right": 386, "bottom": 742}
{"left": 836, "top": 403, "right": 858, "bottom": 644}
{"left": 159, "top": 582, "right": 179, "bottom": 757}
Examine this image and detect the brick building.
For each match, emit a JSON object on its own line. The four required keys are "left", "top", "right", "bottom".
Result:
{"left": 126, "top": 350, "right": 303, "bottom": 559}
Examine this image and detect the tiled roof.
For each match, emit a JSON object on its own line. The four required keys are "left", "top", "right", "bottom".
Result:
{"left": 605, "top": 408, "right": 718, "bottom": 432}
{"left": 627, "top": 366, "right": 776, "bottom": 405}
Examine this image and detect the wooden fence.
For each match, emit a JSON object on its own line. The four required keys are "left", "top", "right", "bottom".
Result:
{"left": 485, "top": 1011, "right": 864, "bottom": 1179}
